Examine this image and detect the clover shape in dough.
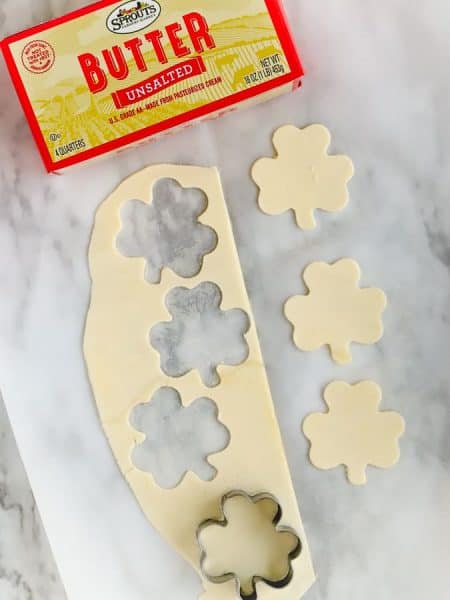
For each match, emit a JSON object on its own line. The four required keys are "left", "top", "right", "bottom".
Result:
{"left": 116, "top": 178, "right": 218, "bottom": 283}
{"left": 285, "top": 259, "right": 387, "bottom": 364}
{"left": 303, "top": 381, "right": 405, "bottom": 485}
{"left": 150, "top": 282, "right": 250, "bottom": 387}
{"left": 251, "top": 124, "right": 354, "bottom": 230}
{"left": 130, "top": 387, "right": 230, "bottom": 489}
{"left": 197, "top": 491, "right": 301, "bottom": 599}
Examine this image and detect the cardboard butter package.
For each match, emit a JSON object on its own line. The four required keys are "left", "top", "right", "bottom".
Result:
{"left": 1, "top": 0, "right": 304, "bottom": 172}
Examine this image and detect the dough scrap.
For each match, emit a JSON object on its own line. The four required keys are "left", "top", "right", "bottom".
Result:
{"left": 251, "top": 124, "right": 354, "bottom": 230}
{"left": 303, "top": 381, "right": 405, "bottom": 485}
{"left": 284, "top": 259, "right": 387, "bottom": 364}
{"left": 83, "top": 165, "right": 315, "bottom": 600}
{"left": 130, "top": 387, "right": 230, "bottom": 489}
{"left": 198, "top": 492, "right": 301, "bottom": 599}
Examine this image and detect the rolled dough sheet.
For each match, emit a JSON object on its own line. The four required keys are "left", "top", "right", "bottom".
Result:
{"left": 83, "top": 165, "right": 315, "bottom": 598}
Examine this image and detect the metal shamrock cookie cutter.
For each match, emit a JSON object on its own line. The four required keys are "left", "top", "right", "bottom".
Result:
{"left": 197, "top": 490, "right": 302, "bottom": 600}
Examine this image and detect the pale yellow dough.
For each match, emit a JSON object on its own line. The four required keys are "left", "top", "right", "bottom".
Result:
{"left": 285, "top": 259, "right": 387, "bottom": 364}
{"left": 83, "top": 165, "right": 315, "bottom": 599}
{"left": 303, "top": 381, "right": 405, "bottom": 485}
{"left": 251, "top": 124, "right": 354, "bottom": 230}
{"left": 199, "top": 493, "right": 300, "bottom": 598}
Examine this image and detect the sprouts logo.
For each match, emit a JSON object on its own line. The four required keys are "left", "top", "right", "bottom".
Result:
{"left": 107, "top": 0, "right": 161, "bottom": 34}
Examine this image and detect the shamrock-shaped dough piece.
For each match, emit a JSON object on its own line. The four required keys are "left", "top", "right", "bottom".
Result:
{"left": 285, "top": 259, "right": 387, "bottom": 364}
{"left": 251, "top": 124, "right": 354, "bottom": 230}
{"left": 303, "top": 381, "right": 405, "bottom": 485}
{"left": 116, "top": 178, "right": 217, "bottom": 283}
{"left": 198, "top": 492, "right": 301, "bottom": 599}
{"left": 150, "top": 282, "right": 250, "bottom": 387}
{"left": 130, "top": 387, "right": 229, "bottom": 489}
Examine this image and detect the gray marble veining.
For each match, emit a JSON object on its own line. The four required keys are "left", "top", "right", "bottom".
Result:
{"left": 117, "top": 178, "right": 218, "bottom": 284}
{"left": 150, "top": 281, "right": 250, "bottom": 387}
{"left": 130, "top": 387, "right": 230, "bottom": 489}
{"left": 0, "top": 0, "right": 449, "bottom": 599}
{"left": 0, "top": 395, "right": 66, "bottom": 600}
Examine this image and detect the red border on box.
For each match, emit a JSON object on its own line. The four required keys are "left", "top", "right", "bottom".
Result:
{"left": 1, "top": 0, "right": 303, "bottom": 172}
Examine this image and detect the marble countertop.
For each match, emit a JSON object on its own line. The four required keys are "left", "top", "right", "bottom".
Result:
{"left": 0, "top": 394, "right": 66, "bottom": 600}
{"left": 0, "top": 0, "right": 449, "bottom": 598}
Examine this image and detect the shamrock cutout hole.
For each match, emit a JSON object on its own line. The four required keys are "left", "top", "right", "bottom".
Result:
{"left": 252, "top": 124, "right": 354, "bottom": 230}
{"left": 130, "top": 387, "right": 230, "bottom": 489}
{"left": 303, "top": 381, "right": 405, "bottom": 485}
{"left": 116, "top": 178, "right": 218, "bottom": 283}
{"left": 198, "top": 491, "right": 301, "bottom": 599}
{"left": 285, "top": 259, "right": 387, "bottom": 364}
{"left": 150, "top": 282, "right": 250, "bottom": 387}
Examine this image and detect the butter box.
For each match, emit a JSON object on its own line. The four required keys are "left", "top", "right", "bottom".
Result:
{"left": 1, "top": 0, "right": 303, "bottom": 172}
